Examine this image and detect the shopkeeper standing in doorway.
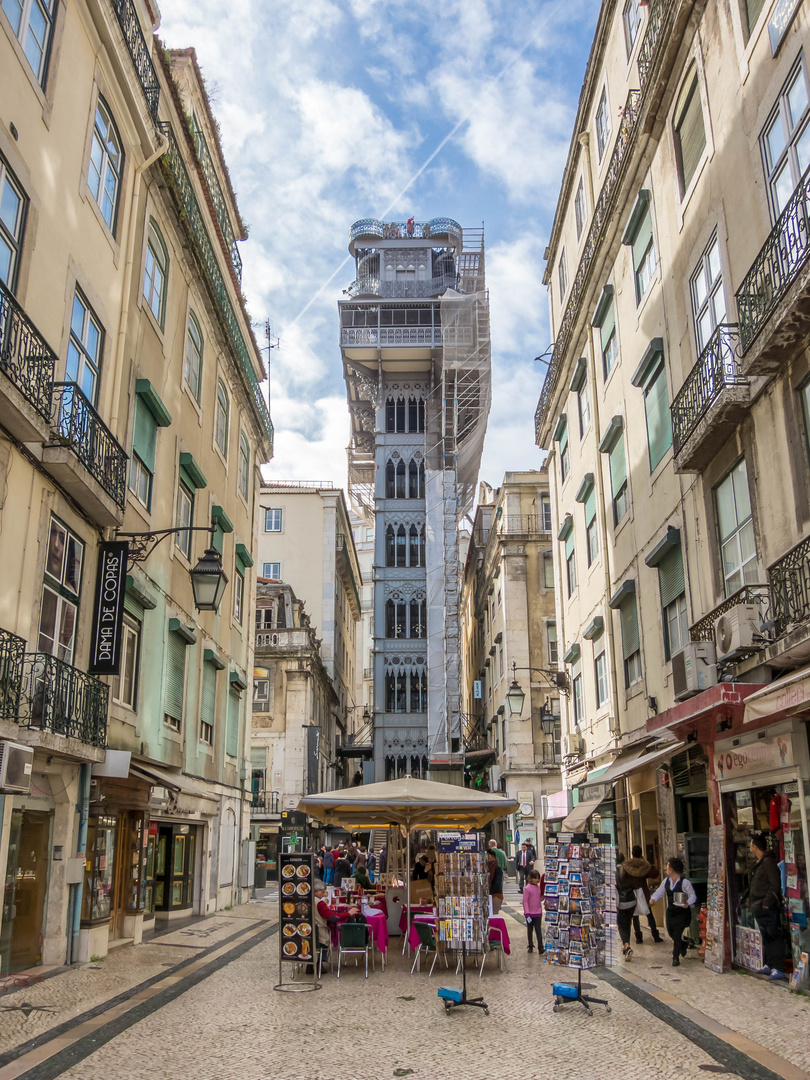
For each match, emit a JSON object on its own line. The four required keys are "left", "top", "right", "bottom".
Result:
{"left": 749, "top": 833, "right": 787, "bottom": 980}
{"left": 650, "top": 857, "right": 697, "bottom": 968}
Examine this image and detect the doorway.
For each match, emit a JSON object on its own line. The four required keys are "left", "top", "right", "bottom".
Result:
{"left": 110, "top": 812, "right": 145, "bottom": 940}
{"left": 153, "top": 824, "right": 197, "bottom": 913}
{"left": 0, "top": 809, "right": 53, "bottom": 974}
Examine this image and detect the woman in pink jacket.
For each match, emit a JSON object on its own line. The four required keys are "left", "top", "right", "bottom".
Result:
{"left": 523, "top": 869, "right": 545, "bottom": 952}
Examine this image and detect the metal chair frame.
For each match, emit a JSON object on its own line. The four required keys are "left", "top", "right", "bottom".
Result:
{"left": 337, "top": 921, "right": 373, "bottom": 978}
{"left": 410, "top": 919, "right": 448, "bottom": 977}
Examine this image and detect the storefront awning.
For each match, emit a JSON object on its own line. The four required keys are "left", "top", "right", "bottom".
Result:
{"left": 743, "top": 664, "right": 810, "bottom": 726}
{"left": 560, "top": 798, "right": 603, "bottom": 833}
{"left": 131, "top": 763, "right": 218, "bottom": 802}
{"left": 580, "top": 740, "right": 683, "bottom": 788}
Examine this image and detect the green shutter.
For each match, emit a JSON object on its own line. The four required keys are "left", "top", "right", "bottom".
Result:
{"left": 565, "top": 529, "right": 575, "bottom": 559}
{"left": 620, "top": 597, "right": 640, "bottom": 659}
{"left": 746, "top": 0, "right": 765, "bottom": 30}
{"left": 584, "top": 486, "right": 596, "bottom": 526}
{"left": 676, "top": 77, "right": 706, "bottom": 190}
{"left": 164, "top": 630, "right": 187, "bottom": 722}
{"left": 609, "top": 434, "right": 627, "bottom": 497}
{"left": 645, "top": 363, "right": 672, "bottom": 470}
{"left": 599, "top": 301, "right": 616, "bottom": 352}
{"left": 124, "top": 591, "right": 145, "bottom": 621}
{"left": 632, "top": 210, "right": 653, "bottom": 271}
{"left": 213, "top": 522, "right": 224, "bottom": 555}
{"left": 658, "top": 544, "right": 685, "bottom": 610}
{"left": 202, "top": 661, "right": 217, "bottom": 732}
{"left": 560, "top": 424, "right": 569, "bottom": 455}
{"left": 226, "top": 691, "right": 240, "bottom": 757}
{"left": 132, "top": 397, "right": 157, "bottom": 472}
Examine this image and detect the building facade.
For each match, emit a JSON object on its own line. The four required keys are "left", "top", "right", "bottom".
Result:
{"left": 536, "top": 0, "right": 810, "bottom": 972}
{"left": 339, "top": 218, "right": 491, "bottom": 783}
{"left": 460, "top": 471, "right": 562, "bottom": 853}
{"left": 0, "top": 0, "right": 272, "bottom": 972}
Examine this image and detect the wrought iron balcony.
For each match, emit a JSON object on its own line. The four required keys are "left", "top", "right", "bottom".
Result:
{"left": 769, "top": 536, "right": 810, "bottom": 639}
{"left": 349, "top": 218, "right": 462, "bottom": 246}
{"left": 689, "top": 583, "right": 771, "bottom": 643}
{"left": 110, "top": 0, "right": 160, "bottom": 121}
{"left": 535, "top": 90, "right": 642, "bottom": 441}
{"left": 670, "top": 324, "right": 750, "bottom": 468}
{"left": 346, "top": 274, "right": 457, "bottom": 299}
{"left": 49, "top": 383, "right": 128, "bottom": 511}
{"left": 250, "top": 789, "right": 280, "bottom": 814}
{"left": 363, "top": 667, "right": 374, "bottom": 680}
{"left": 191, "top": 125, "right": 242, "bottom": 283}
{"left": 158, "top": 123, "right": 273, "bottom": 451}
{"left": 0, "top": 279, "right": 56, "bottom": 436}
{"left": 736, "top": 164, "right": 810, "bottom": 358}
{"left": 341, "top": 326, "right": 444, "bottom": 348}
{"left": 637, "top": 0, "right": 672, "bottom": 89}
{"left": 18, "top": 652, "right": 108, "bottom": 748}
{"left": 501, "top": 515, "right": 546, "bottom": 536}
{"left": 0, "top": 627, "right": 24, "bottom": 721}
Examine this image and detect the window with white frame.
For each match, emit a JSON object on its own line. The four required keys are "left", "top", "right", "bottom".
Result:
{"left": 592, "top": 287, "right": 618, "bottom": 381}
{"left": 66, "top": 289, "right": 102, "bottom": 405}
{"left": 175, "top": 479, "right": 193, "bottom": 559}
{"left": 87, "top": 98, "right": 123, "bottom": 232}
{"left": 183, "top": 312, "right": 203, "bottom": 401}
{"left": 558, "top": 249, "right": 568, "bottom": 302}
{"left": 0, "top": 154, "right": 26, "bottom": 289}
{"left": 623, "top": 0, "right": 642, "bottom": 55}
{"left": 574, "top": 178, "right": 586, "bottom": 238}
{"left": 691, "top": 233, "right": 726, "bottom": 351}
{"left": 577, "top": 379, "right": 591, "bottom": 437}
{"left": 548, "top": 621, "right": 558, "bottom": 666}
{"left": 215, "top": 380, "right": 229, "bottom": 457}
{"left": 541, "top": 494, "right": 552, "bottom": 531}
{"left": 583, "top": 485, "right": 598, "bottom": 566}
{"left": 253, "top": 670, "right": 270, "bottom": 712}
{"left": 596, "top": 86, "right": 611, "bottom": 160}
{"left": 234, "top": 569, "right": 244, "bottom": 624}
{"left": 143, "top": 220, "right": 168, "bottom": 327}
{"left": 673, "top": 66, "right": 706, "bottom": 195}
{"left": 573, "top": 669, "right": 584, "bottom": 725}
{"left": 744, "top": 0, "right": 765, "bottom": 35}
{"left": 543, "top": 551, "right": 554, "bottom": 588}
{"left": 715, "top": 459, "right": 757, "bottom": 595}
{"left": 264, "top": 508, "right": 282, "bottom": 532}
{"left": 623, "top": 195, "right": 657, "bottom": 304}
{"left": 2, "top": 0, "right": 56, "bottom": 84}
{"left": 595, "top": 646, "right": 609, "bottom": 708}
{"left": 111, "top": 613, "right": 140, "bottom": 709}
{"left": 565, "top": 535, "right": 577, "bottom": 597}
{"left": 38, "top": 517, "right": 83, "bottom": 665}
{"left": 761, "top": 57, "right": 810, "bottom": 220}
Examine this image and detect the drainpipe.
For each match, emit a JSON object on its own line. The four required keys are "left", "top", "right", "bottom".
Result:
{"left": 108, "top": 132, "right": 168, "bottom": 437}
{"left": 70, "top": 764, "right": 92, "bottom": 964}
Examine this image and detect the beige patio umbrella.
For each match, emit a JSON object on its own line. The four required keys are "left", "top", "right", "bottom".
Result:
{"left": 298, "top": 777, "right": 518, "bottom": 948}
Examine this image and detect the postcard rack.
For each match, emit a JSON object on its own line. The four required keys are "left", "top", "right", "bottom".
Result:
{"left": 544, "top": 834, "right": 615, "bottom": 1016}
{"left": 435, "top": 851, "right": 490, "bottom": 1014}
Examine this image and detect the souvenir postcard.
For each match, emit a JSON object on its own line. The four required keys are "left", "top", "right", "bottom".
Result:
{"left": 557, "top": 845, "right": 570, "bottom": 859}
{"left": 570, "top": 913, "right": 582, "bottom": 927}
{"left": 545, "top": 870, "right": 559, "bottom": 883}
{"left": 559, "top": 895, "right": 570, "bottom": 912}
{"left": 569, "top": 872, "right": 582, "bottom": 884}
{"left": 559, "top": 913, "right": 569, "bottom": 928}
{"left": 559, "top": 930, "right": 569, "bottom": 947}
{"left": 569, "top": 954, "right": 585, "bottom": 968}
{"left": 569, "top": 845, "right": 581, "bottom": 859}
{"left": 580, "top": 899, "right": 592, "bottom": 914}
{"left": 545, "top": 845, "right": 558, "bottom": 858}
{"left": 569, "top": 860, "right": 582, "bottom": 872}
{"left": 545, "top": 910, "right": 559, "bottom": 924}
{"left": 569, "top": 926, "right": 583, "bottom": 942}
{"left": 558, "top": 862, "right": 569, "bottom": 877}
{"left": 558, "top": 880, "right": 570, "bottom": 895}
{"left": 545, "top": 897, "right": 558, "bottom": 912}
{"left": 569, "top": 939, "right": 584, "bottom": 955}
{"left": 545, "top": 883, "right": 558, "bottom": 896}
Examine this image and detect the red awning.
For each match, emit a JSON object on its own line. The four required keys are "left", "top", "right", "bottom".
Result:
{"left": 647, "top": 683, "right": 766, "bottom": 742}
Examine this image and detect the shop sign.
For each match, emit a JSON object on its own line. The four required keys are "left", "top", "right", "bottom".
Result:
{"left": 437, "top": 830, "right": 479, "bottom": 852}
{"left": 88, "top": 541, "right": 128, "bottom": 675}
{"left": 715, "top": 735, "right": 794, "bottom": 781}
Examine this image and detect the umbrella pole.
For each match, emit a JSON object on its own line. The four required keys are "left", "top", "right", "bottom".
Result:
{"left": 406, "top": 824, "right": 411, "bottom": 958}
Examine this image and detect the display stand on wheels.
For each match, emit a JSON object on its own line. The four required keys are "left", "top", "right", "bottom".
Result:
{"left": 435, "top": 849, "right": 491, "bottom": 1015}
{"left": 544, "top": 833, "right": 615, "bottom": 1017}
{"left": 274, "top": 852, "right": 321, "bottom": 994}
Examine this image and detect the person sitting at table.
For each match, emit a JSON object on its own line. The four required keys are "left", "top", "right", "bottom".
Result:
{"left": 355, "top": 864, "right": 374, "bottom": 891}
{"left": 412, "top": 853, "right": 430, "bottom": 881}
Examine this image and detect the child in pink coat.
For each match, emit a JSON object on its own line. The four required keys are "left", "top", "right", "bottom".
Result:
{"left": 523, "top": 869, "right": 545, "bottom": 952}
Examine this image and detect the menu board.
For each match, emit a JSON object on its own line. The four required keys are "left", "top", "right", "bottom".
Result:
{"left": 543, "top": 838, "right": 615, "bottom": 970}
{"left": 279, "top": 852, "right": 314, "bottom": 965}
{"left": 704, "top": 824, "right": 726, "bottom": 973}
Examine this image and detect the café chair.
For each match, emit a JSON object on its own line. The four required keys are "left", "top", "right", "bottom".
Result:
{"left": 337, "top": 922, "right": 372, "bottom": 979}
{"left": 479, "top": 923, "right": 508, "bottom": 977}
{"left": 410, "top": 920, "right": 447, "bottom": 977}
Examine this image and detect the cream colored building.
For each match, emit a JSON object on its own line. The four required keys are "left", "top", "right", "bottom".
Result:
{"left": 536, "top": 0, "right": 810, "bottom": 963}
{"left": 256, "top": 483, "right": 362, "bottom": 770}
{"left": 0, "top": 0, "right": 271, "bottom": 972}
{"left": 460, "top": 471, "right": 562, "bottom": 853}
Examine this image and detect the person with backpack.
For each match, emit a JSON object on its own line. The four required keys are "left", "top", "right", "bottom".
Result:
{"left": 749, "top": 833, "right": 787, "bottom": 980}
{"left": 616, "top": 853, "right": 639, "bottom": 961}
{"left": 650, "top": 856, "right": 697, "bottom": 967}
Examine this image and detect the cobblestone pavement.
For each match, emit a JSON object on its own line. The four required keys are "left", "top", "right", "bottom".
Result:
{"left": 0, "top": 885, "right": 807, "bottom": 1080}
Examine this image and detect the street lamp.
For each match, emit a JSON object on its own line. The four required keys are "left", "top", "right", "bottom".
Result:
{"left": 505, "top": 675, "right": 526, "bottom": 717}
{"left": 505, "top": 661, "right": 568, "bottom": 721}
{"left": 117, "top": 526, "right": 229, "bottom": 614}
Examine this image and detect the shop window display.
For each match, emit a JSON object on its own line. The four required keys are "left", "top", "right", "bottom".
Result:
{"left": 82, "top": 815, "right": 117, "bottom": 923}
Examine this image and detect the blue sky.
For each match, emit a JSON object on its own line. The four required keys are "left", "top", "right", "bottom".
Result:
{"left": 159, "top": 0, "right": 598, "bottom": 492}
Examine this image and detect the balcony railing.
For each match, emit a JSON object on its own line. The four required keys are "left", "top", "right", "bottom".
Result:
{"left": 341, "top": 327, "right": 444, "bottom": 347}
{"left": 0, "top": 280, "right": 56, "bottom": 422}
{"left": 501, "top": 515, "right": 547, "bottom": 535}
{"left": 18, "top": 653, "right": 108, "bottom": 748}
{"left": 0, "top": 627, "right": 24, "bottom": 721}
{"left": 769, "top": 535, "right": 810, "bottom": 638}
{"left": 736, "top": 164, "right": 810, "bottom": 354}
{"left": 110, "top": 0, "right": 160, "bottom": 121}
{"left": 637, "top": 0, "right": 672, "bottom": 89}
{"left": 158, "top": 123, "right": 273, "bottom": 451}
{"left": 346, "top": 275, "right": 457, "bottom": 299}
{"left": 349, "top": 218, "right": 462, "bottom": 244}
{"left": 336, "top": 533, "right": 362, "bottom": 611}
{"left": 51, "top": 383, "right": 128, "bottom": 509}
{"left": 251, "top": 789, "right": 280, "bottom": 814}
{"left": 670, "top": 324, "right": 746, "bottom": 455}
{"left": 535, "top": 90, "right": 642, "bottom": 439}
{"left": 689, "top": 583, "right": 771, "bottom": 643}
{"left": 191, "top": 124, "right": 242, "bottom": 282}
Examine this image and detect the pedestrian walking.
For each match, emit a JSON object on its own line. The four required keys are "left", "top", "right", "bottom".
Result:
{"left": 487, "top": 849, "right": 504, "bottom": 914}
{"left": 523, "top": 869, "right": 545, "bottom": 952}
{"left": 516, "top": 842, "right": 535, "bottom": 893}
{"left": 367, "top": 850, "right": 376, "bottom": 883}
{"left": 323, "top": 847, "right": 335, "bottom": 885}
{"left": 748, "top": 833, "right": 788, "bottom": 980}
{"left": 624, "top": 846, "right": 663, "bottom": 944}
{"left": 650, "top": 856, "right": 697, "bottom": 967}
{"left": 488, "top": 838, "right": 507, "bottom": 874}
{"left": 615, "top": 853, "right": 638, "bottom": 961}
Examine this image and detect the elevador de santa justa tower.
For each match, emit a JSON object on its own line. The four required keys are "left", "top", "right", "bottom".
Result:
{"left": 339, "top": 218, "right": 491, "bottom": 784}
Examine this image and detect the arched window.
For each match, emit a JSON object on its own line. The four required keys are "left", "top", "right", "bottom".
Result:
{"left": 396, "top": 525, "right": 407, "bottom": 567}
{"left": 215, "top": 380, "right": 229, "bottom": 456}
{"left": 419, "top": 673, "right": 427, "bottom": 713}
{"left": 395, "top": 396, "right": 406, "bottom": 432}
{"left": 396, "top": 753, "right": 407, "bottom": 776}
{"left": 385, "top": 672, "right": 396, "bottom": 712}
{"left": 419, "top": 461, "right": 425, "bottom": 494}
{"left": 385, "top": 525, "right": 396, "bottom": 566}
{"left": 396, "top": 674, "right": 407, "bottom": 712}
{"left": 238, "top": 432, "right": 250, "bottom": 500}
{"left": 418, "top": 399, "right": 425, "bottom": 432}
{"left": 417, "top": 525, "right": 426, "bottom": 567}
{"left": 409, "top": 599, "right": 426, "bottom": 638}
{"left": 395, "top": 460, "right": 406, "bottom": 498}
{"left": 385, "top": 755, "right": 395, "bottom": 781}
{"left": 408, "top": 397, "right": 419, "bottom": 432}
{"left": 386, "top": 398, "right": 396, "bottom": 432}
{"left": 184, "top": 312, "right": 203, "bottom": 400}
{"left": 408, "top": 460, "right": 419, "bottom": 499}
{"left": 409, "top": 525, "right": 420, "bottom": 566}
{"left": 385, "top": 599, "right": 395, "bottom": 638}
{"left": 88, "top": 98, "right": 123, "bottom": 231}
{"left": 411, "top": 754, "right": 421, "bottom": 777}
{"left": 385, "top": 460, "right": 396, "bottom": 498}
{"left": 422, "top": 754, "right": 429, "bottom": 776}
{"left": 143, "top": 219, "right": 168, "bottom": 327}
{"left": 410, "top": 672, "right": 421, "bottom": 712}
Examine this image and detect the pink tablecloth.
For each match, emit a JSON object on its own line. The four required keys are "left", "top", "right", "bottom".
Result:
{"left": 330, "top": 912, "right": 388, "bottom": 955}
{"left": 408, "top": 915, "right": 511, "bottom": 956}
{"left": 397, "top": 904, "right": 435, "bottom": 934}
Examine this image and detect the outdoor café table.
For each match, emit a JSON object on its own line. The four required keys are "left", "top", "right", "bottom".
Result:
{"left": 328, "top": 906, "right": 389, "bottom": 967}
{"left": 407, "top": 914, "right": 511, "bottom": 958}
{"left": 397, "top": 903, "right": 435, "bottom": 935}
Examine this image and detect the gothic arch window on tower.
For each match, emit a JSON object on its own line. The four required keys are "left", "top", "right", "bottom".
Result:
{"left": 385, "top": 455, "right": 425, "bottom": 499}
{"left": 385, "top": 395, "right": 425, "bottom": 433}
{"left": 384, "top": 598, "right": 426, "bottom": 638}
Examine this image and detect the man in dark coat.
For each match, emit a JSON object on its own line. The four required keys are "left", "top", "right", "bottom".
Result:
{"left": 516, "top": 842, "right": 535, "bottom": 893}
{"left": 749, "top": 834, "right": 787, "bottom": 978}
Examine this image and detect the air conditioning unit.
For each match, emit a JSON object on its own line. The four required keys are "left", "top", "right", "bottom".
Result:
{"left": 714, "top": 604, "right": 760, "bottom": 660}
{"left": 672, "top": 642, "right": 718, "bottom": 701}
{"left": 0, "top": 742, "right": 33, "bottom": 793}
{"left": 563, "top": 733, "right": 584, "bottom": 757}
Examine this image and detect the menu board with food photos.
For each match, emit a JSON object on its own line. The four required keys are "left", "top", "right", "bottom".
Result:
{"left": 279, "top": 852, "right": 314, "bottom": 965}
